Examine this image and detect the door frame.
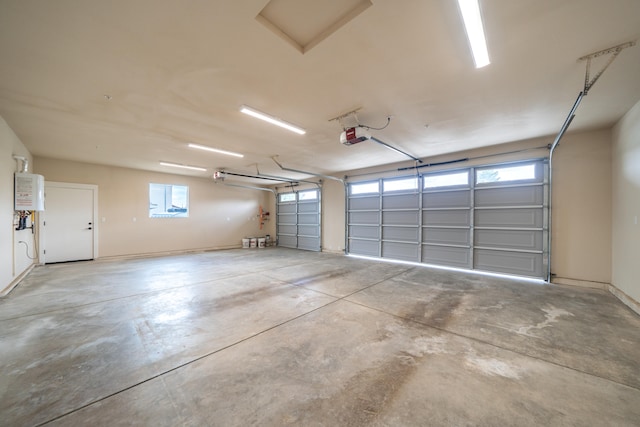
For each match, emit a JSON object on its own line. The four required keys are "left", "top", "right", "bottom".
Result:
{"left": 38, "top": 181, "right": 99, "bottom": 264}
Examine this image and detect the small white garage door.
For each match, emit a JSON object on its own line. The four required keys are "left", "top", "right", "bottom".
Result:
{"left": 276, "top": 189, "right": 321, "bottom": 251}
{"left": 347, "top": 160, "right": 548, "bottom": 278}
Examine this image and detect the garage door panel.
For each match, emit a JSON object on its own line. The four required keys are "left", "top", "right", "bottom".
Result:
{"left": 278, "top": 204, "right": 297, "bottom": 214}
{"left": 349, "top": 197, "right": 379, "bottom": 210}
{"left": 349, "top": 211, "right": 379, "bottom": 224}
{"left": 474, "top": 249, "right": 543, "bottom": 277}
{"left": 423, "top": 209, "right": 470, "bottom": 226}
{"left": 382, "top": 210, "right": 419, "bottom": 224}
{"left": 475, "top": 185, "right": 543, "bottom": 207}
{"left": 423, "top": 228, "right": 470, "bottom": 246}
{"left": 298, "top": 236, "right": 320, "bottom": 251}
{"left": 422, "top": 245, "right": 470, "bottom": 268}
{"left": 382, "top": 226, "right": 419, "bottom": 242}
{"left": 382, "top": 242, "right": 419, "bottom": 262}
{"left": 298, "top": 225, "right": 319, "bottom": 237}
{"left": 423, "top": 190, "right": 470, "bottom": 208}
{"left": 298, "top": 203, "right": 319, "bottom": 213}
{"left": 382, "top": 194, "right": 419, "bottom": 209}
{"left": 475, "top": 229, "right": 542, "bottom": 251}
{"left": 278, "top": 235, "right": 297, "bottom": 248}
{"left": 278, "top": 192, "right": 321, "bottom": 252}
{"left": 277, "top": 224, "right": 296, "bottom": 235}
{"left": 298, "top": 213, "right": 319, "bottom": 225}
{"left": 347, "top": 161, "right": 547, "bottom": 279}
{"left": 277, "top": 214, "right": 296, "bottom": 225}
{"left": 349, "top": 225, "right": 379, "bottom": 239}
{"left": 475, "top": 208, "right": 542, "bottom": 228}
{"left": 349, "top": 239, "right": 380, "bottom": 256}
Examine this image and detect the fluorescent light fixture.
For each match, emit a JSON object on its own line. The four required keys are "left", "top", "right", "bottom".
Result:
{"left": 240, "top": 105, "right": 306, "bottom": 135}
{"left": 160, "top": 162, "right": 207, "bottom": 172}
{"left": 188, "top": 143, "right": 244, "bottom": 158}
{"left": 457, "top": 0, "right": 490, "bottom": 68}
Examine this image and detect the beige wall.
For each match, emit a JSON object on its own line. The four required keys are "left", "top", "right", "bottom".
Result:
{"left": 551, "top": 129, "right": 612, "bottom": 285}
{"left": 321, "top": 179, "right": 346, "bottom": 253}
{"left": 325, "top": 130, "right": 613, "bottom": 285}
{"left": 1, "top": 116, "right": 37, "bottom": 294}
{"left": 34, "top": 157, "right": 274, "bottom": 258}
{"left": 612, "top": 99, "right": 640, "bottom": 304}
{"left": 2, "top": 117, "right": 617, "bottom": 290}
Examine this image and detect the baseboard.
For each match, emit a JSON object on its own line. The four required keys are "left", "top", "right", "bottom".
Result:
{"left": 551, "top": 276, "right": 609, "bottom": 290}
{"left": 96, "top": 245, "right": 242, "bottom": 262}
{"left": 322, "top": 248, "right": 346, "bottom": 255}
{"left": 1, "top": 264, "right": 35, "bottom": 297}
{"left": 608, "top": 285, "right": 640, "bottom": 316}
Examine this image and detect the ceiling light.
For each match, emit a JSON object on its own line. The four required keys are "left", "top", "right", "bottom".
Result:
{"left": 188, "top": 143, "right": 244, "bottom": 158}
{"left": 240, "top": 105, "right": 306, "bottom": 135}
{"left": 457, "top": 0, "right": 490, "bottom": 68}
{"left": 160, "top": 162, "right": 207, "bottom": 172}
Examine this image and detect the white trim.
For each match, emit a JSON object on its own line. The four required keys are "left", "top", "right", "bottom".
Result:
{"left": 551, "top": 276, "right": 608, "bottom": 290}
{"left": 608, "top": 285, "right": 640, "bottom": 316}
{"left": 96, "top": 244, "right": 241, "bottom": 262}
{"left": 1, "top": 264, "right": 35, "bottom": 296}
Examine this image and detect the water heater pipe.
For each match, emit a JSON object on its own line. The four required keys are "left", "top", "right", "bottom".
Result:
{"left": 13, "top": 156, "right": 29, "bottom": 173}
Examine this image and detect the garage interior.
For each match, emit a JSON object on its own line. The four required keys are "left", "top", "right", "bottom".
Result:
{"left": 1, "top": 0, "right": 640, "bottom": 425}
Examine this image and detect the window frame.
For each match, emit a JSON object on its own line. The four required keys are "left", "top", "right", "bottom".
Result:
{"left": 423, "top": 170, "right": 470, "bottom": 190}
{"left": 382, "top": 177, "right": 418, "bottom": 193}
{"left": 149, "top": 183, "right": 190, "bottom": 218}
{"left": 278, "top": 192, "right": 296, "bottom": 202}
{"left": 350, "top": 181, "right": 380, "bottom": 195}
{"left": 475, "top": 162, "right": 539, "bottom": 186}
{"left": 298, "top": 189, "right": 318, "bottom": 201}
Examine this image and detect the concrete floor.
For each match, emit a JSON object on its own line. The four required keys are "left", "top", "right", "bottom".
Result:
{"left": 1, "top": 248, "right": 639, "bottom": 426}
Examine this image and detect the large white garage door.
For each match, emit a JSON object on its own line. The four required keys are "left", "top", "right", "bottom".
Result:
{"left": 277, "top": 189, "right": 321, "bottom": 251}
{"left": 347, "top": 160, "right": 548, "bottom": 278}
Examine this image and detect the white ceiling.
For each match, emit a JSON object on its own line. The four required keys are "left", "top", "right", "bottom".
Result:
{"left": 1, "top": 0, "right": 639, "bottom": 181}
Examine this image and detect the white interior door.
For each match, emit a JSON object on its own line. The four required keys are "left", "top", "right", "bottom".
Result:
{"left": 43, "top": 183, "right": 97, "bottom": 263}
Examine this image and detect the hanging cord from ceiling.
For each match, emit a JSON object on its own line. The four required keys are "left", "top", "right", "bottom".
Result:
{"left": 328, "top": 108, "right": 391, "bottom": 131}
{"left": 329, "top": 109, "right": 420, "bottom": 163}
{"left": 355, "top": 115, "right": 391, "bottom": 131}
{"left": 254, "top": 164, "right": 320, "bottom": 186}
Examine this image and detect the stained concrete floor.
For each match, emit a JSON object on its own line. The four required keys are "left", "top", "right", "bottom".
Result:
{"left": 1, "top": 248, "right": 639, "bottom": 426}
